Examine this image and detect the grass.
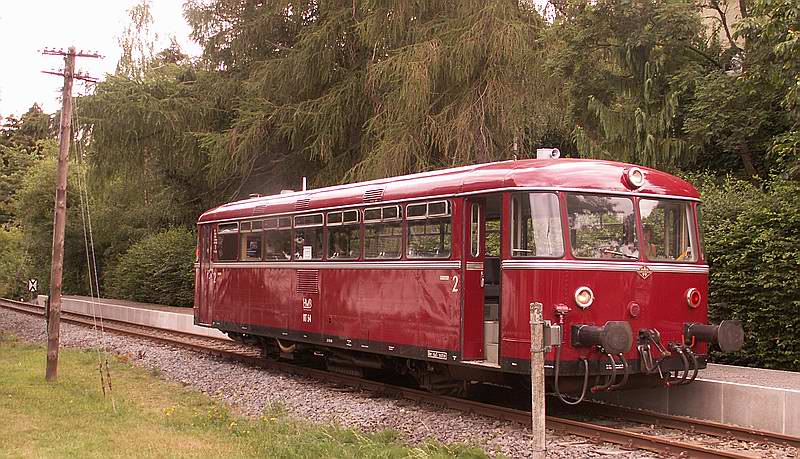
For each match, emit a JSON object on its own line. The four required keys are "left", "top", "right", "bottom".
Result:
{"left": 0, "top": 333, "right": 489, "bottom": 458}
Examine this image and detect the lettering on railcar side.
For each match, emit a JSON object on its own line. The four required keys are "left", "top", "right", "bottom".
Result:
{"left": 427, "top": 350, "right": 447, "bottom": 360}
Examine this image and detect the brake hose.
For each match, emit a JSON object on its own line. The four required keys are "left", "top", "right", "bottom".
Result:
{"left": 553, "top": 344, "right": 589, "bottom": 405}
{"left": 590, "top": 352, "right": 617, "bottom": 393}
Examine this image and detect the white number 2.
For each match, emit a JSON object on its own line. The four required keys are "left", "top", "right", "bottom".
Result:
{"left": 452, "top": 274, "right": 459, "bottom": 293}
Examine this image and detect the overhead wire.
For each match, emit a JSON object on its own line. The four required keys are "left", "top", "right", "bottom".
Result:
{"left": 72, "top": 83, "right": 116, "bottom": 411}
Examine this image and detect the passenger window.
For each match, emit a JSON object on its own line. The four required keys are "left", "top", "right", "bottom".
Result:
{"left": 217, "top": 223, "right": 239, "bottom": 261}
{"left": 407, "top": 201, "right": 452, "bottom": 259}
{"left": 263, "top": 217, "right": 291, "bottom": 261}
{"left": 567, "top": 193, "right": 638, "bottom": 260}
{"left": 364, "top": 205, "right": 403, "bottom": 259}
{"left": 294, "top": 213, "right": 323, "bottom": 260}
{"left": 470, "top": 203, "right": 480, "bottom": 257}
{"left": 512, "top": 193, "right": 564, "bottom": 258}
{"left": 328, "top": 210, "right": 361, "bottom": 259}
{"left": 239, "top": 221, "right": 263, "bottom": 261}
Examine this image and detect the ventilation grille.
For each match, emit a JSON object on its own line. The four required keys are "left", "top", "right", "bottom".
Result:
{"left": 294, "top": 197, "right": 311, "bottom": 210}
{"left": 296, "top": 270, "right": 320, "bottom": 294}
{"left": 254, "top": 205, "right": 268, "bottom": 215}
{"left": 363, "top": 188, "right": 385, "bottom": 203}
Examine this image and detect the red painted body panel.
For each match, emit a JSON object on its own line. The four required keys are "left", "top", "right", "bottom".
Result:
{"left": 500, "top": 268, "right": 708, "bottom": 361}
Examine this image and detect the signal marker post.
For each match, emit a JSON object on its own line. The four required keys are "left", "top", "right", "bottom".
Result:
{"left": 530, "top": 302, "right": 546, "bottom": 459}
{"left": 41, "top": 46, "right": 101, "bottom": 382}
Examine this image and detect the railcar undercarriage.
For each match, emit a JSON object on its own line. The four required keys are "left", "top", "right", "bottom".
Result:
{"left": 224, "top": 317, "right": 743, "bottom": 402}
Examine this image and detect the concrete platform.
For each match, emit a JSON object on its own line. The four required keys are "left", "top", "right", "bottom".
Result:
{"left": 35, "top": 295, "right": 229, "bottom": 341}
{"left": 593, "top": 364, "right": 800, "bottom": 437}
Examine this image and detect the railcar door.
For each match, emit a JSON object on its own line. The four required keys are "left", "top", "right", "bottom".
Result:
{"left": 195, "top": 224, "right": 213, "bottom": 325}
{"left": 462, "top": 195, "right": 502, "bottom": 364}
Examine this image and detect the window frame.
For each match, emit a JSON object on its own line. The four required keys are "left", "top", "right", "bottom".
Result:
{"left": 216, "top": 222, "right": 240, "bottom": 261}
{"left": 565, "top": 192, "right": 639, "bottom": 261}
{"left": 326, "top": 209, "right": 361, "bottom": 260}
{"left": 638, "top": 197, "right": 698, "bottom": 263}
{"left": 262, "top": 217, "right": 292, "bottom": 262}
{"left": 405, "top": 200, "right": 453, "bottom": 260}
{"left": 239, "top": 219, "right": 263, "bottom": 262}
{"left": 363, "top": 205, "right": 404, "bottom": 260}
{"left": 510, "top": 192, "right": 565, "bottom": 259}
{"left": 470, "top": 202, "right": 481, "bottom": 258}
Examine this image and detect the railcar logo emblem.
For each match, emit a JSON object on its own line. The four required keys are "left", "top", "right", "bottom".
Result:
{"left": 638, "top": 266, "right": 652, "bottom": 279}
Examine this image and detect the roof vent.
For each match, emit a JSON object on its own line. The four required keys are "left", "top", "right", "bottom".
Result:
{"left": 536, "top": 148, "right": 560, "bottom": 159}
{"left": 280, "top": 189, "right": 294, "bottom": 194}
{"left": 363, "top": 188, "right": 385, "bottom": 203}
{"left": 248, "top": 193, "right": 262, "bottom": 199}
{"left": 295, "top": 197, "right": 311, "bottom": 210}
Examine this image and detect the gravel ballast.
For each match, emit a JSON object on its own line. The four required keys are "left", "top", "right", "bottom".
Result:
{"left": 0, "top": 307, "right": 662, "bottom": 458}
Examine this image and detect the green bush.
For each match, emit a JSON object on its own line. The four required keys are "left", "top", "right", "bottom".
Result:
{"left": 105, "top": 227, "right": 196, "bottom": 307}
{"left": 695, "top": 175, "right": 800, "bottom": 370}
{"left": 0, "top": 227, "right": 27, "bottom": 298}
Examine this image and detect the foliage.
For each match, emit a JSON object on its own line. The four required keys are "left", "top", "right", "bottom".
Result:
{"left": 551, "top": 0, "right": 705, "bottom": 168}
{"left": 105, "top": 227, "right": 196, "bottom": 307}
{"left": 182, "top": 0, "right": 568, "bottom": 185}
{"left": 14, "top": 154, "right": 91, "bottom": 296}
{"left": 0, "top": 105, "right": 53, "bottom": 224}
{"left": 0, "top": 227, "right": 26, "bottom": 298}
{"left": 694, "top": 174, "right": 800, "bottom": 370}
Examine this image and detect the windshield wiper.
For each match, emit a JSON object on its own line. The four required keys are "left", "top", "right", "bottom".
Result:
{"left": 602, "top": 248, "right": 639, "bottom": 260}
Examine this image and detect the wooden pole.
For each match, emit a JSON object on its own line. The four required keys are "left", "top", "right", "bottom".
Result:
{"left": 45, "top": 47, "right": 76, "bottom": 382}
{"left": 530, "top": 302, "right": 546, "bottom": 458}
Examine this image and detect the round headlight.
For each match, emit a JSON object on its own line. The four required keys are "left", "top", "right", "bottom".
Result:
{"left": 626, "top": 167, "right": 645, "bottom": 189}
{"left": 574, "top": 286, "right": 594, "bottom": 309}
{"left": 686, "top": 288, "right": 702, "bottom": 309}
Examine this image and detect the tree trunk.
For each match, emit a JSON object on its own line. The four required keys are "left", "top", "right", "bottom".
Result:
{"left": 740, "top": 150, "right": 758, "bottom": 181}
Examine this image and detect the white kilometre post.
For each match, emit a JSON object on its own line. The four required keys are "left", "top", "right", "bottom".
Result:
{"left": 530, "top": 302, "right": 546, "bottom": 459}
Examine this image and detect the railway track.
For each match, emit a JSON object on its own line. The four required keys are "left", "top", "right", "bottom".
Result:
{"left": 2, "top": 297, "right": 797, "bottom": 458}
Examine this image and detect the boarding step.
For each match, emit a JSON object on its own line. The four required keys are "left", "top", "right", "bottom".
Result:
{"left": 461, "top": 360, "right": 501, "bottom": 368}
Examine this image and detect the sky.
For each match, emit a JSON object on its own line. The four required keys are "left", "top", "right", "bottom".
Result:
{"left": 0, "top": 0, "right": 201, "bottom": 118}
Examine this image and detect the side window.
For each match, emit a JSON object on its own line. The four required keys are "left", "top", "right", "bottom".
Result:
{"left": 264, "top": 217, "right": 292, "bottom": 261}
{"left": 407, "top": 201, "right": 452, "bottom": 259}
{"left": 327, "top": 210, "right": 361, "bottom": 259}
{"left": 239, "top": 221, "right": 263, "bottom": 261}
{"left": 512, "top": 193, "right": 564, "bottom": 258}
{"left": 294, "top": 213, "right": 323, "bottom": 260}
{"left": 217, "top": 223, "right": 239, "bottom": 261}
{"left": 470, "top": 203, "right": 480, "bottom": 257}
{"left": 364, "top": 205, "right": 403, "bottom": 259}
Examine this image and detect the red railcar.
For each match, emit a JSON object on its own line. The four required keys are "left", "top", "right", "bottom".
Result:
{"left": 194, "top": 158, "right": 743, "bottom": 400}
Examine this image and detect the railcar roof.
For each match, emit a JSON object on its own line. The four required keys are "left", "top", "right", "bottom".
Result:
{"left": 198, "top": 158, "right": 700, "bottom": 223}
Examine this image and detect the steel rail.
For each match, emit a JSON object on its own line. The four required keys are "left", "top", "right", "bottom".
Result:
{"left": 575, "top": 401, "right": 800, "bottom": 450}
{"left": 0, "top": 298, "right": 788, "bottom": 458}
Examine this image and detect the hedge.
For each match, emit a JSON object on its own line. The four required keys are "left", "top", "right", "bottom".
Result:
{"left": 105, "top": 227, "right": 195, "bottom": 307}
{"left": 697, "top": 176, "right": 800, "bottom": 370}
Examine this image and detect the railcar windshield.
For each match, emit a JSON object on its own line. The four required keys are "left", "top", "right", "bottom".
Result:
{"left": 566, "top": 194, "right": 639, "bottom": 260}
{"left": 639, "top": 199, "right": 697, "bottom": 262}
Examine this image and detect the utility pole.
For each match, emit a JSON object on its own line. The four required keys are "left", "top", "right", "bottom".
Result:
{"left": 41, "top": 47, "right": 101, "bottom": 382}
{"left": 530, "top": 302, "right": 546, "bottom": 459}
